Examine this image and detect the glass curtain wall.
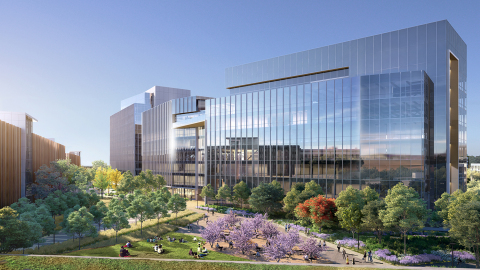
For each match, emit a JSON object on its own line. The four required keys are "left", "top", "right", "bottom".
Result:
{"left": 207, "top": 71, "right": 433, "bottom": 201}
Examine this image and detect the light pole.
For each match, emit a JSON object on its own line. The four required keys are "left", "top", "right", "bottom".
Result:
{"left": 450, "top": 242, "right": 455, "bottom": 268}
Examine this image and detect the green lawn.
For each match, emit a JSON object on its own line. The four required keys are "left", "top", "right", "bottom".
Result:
{"left": 0, "top": 256, "right": 395, "bottom": 270}
{"left": 66, "top": 232, "right": 249, "bottom": 261}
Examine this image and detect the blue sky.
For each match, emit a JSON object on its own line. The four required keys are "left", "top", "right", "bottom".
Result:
{"left": 0, "top": 0, "right": 479, "bottom": 166}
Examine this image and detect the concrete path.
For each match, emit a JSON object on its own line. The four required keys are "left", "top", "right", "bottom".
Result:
{"left": 2, "top": 254, "right": 476, "bottom": 270}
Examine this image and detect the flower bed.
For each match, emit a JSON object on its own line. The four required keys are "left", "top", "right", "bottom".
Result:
{"left": 196, "top": 206, "right": 216, "bottom": 211}
{"left": 311, "top": 232, "right": 332, "bottom": 240}
{"left": 335, "top": 237, "right": 366, "bottom": 248}
{"left": 374, "top": 248, "right": 475, "bottom": 265}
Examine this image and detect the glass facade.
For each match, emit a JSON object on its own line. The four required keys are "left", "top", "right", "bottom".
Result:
{"left": 206, "top": 71, "right": 434, "bottom": 201}
{"left": 222, "top": 20, "right": 466, "bottom": 205}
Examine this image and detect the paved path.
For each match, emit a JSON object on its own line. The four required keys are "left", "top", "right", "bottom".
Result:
{"left": 2, "top": 254, "right": 476, "bottom": 270}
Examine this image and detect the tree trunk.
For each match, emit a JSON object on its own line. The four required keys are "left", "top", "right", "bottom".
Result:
{"left": 357, "top": 231, "right": 360, "bottom": 250}
{"left": 378, "top": 230, "right": 382, "bottom": 244}
{"left": 116, "top": 230, "right": 118, "bottom": 243}
{"left": 474, "top": 243, "right": 479, "bottom": 269}
{"left": 101, "top": 189, "right": 104, "bottom": 199}
{"left": 352, "top": 231, "right": 355, "bottom": 239}
{"left": 141, "top": 221, "right": 143, "bottom": 236}
{"left": 176, "top": 212, "right": 178, "bottom": 225}
{"left": 404, "top": 232, "right": 407, "bottom": 256}
{"left": 78, "top": 234, "right": 81, "bottom": 250}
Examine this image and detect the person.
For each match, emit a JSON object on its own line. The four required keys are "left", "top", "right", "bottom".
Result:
{"left": 189, "top": 248, "right": 193, "bottom": 256}
{"left": 323, "top": 240, "right": 326, "bottom": 247}
{"left": 153, "top": 244, "right": 159, "bottom": 252}
{"left": 197, "top": 246, "right": 202, "bottom": 254}
{"left": 216, "top": 243, "right": 223, "bottom": 251}
{"left": 368, "top": 250, "right": 372, "bottom": 262}
{"left": 229, "top": 241, "right": 234, "bottom": 249}
{"left": 120, "top": 247, "right": 126, "bottom": 257}
{"left": 197, "top": 219, "right": 199, "bottom": 225}
{"left": 342, "top": 249, "right": 346, "bottom": 259}
{"left": 157, "top": 247, "right": 164, "bottom": 254}
{"left": 193, "top": 236, "right": 197, "bottom": 241}
{"left": 337, "top": 243, "right": 341, "bottom": 252}
{"left": 202, "top": 246, "right": 208, "bottom": 253}
{"left": 126, "top": 241, "right": 133, "bottom": 248}
{"left": 353, "top": 257, "right": 355, "bottom": 265}
{"left": 180, "top": 238, "right": 184, "bottom": 243}
{"left": 304, "top": 254, "right": 309, "bottom": 261}
{"left": 285, "top": 224, "right": 288, "bottom": 232}
{"left": 346, "top": 255, "right": 349, "bottom": 264}
{"left": 167, "top": 236, "right": 171, "bottom": 242}
{"left": 363, "top": 251, "right": 366, "bottom": 260}
{"left": 256, "top": 251, "right": 260, "bottom": 257}
{"left": 458, "top": 258, "right": 462, "bottom": 265}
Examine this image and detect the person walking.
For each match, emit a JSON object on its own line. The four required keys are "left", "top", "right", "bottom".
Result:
{"left": 342, "top": 249, "right": 346, "bottom": 259}
{"left": 353, "top": 257, "right": 356, "bottom": 265}
{"left": 363, "top": 251, "right": 367, "bottom": 260}
{"left": 337, "top": 243, "right": 341, "bottom": 252}
{"left": 285, "top": 224, "right": 288, "bottom": 232}
{"left": 346, "top": 255, "right": 349, "bottom": 265}
{"left": 368, "top": 250, "right": 372, "bottom": 262}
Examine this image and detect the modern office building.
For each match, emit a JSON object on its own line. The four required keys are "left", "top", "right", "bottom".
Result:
{"left": 113, "top": 20, "right": 466, "bottom": 207}
{"left": 0, "top": 112, "right": 81, "bottom": 207}
{"left": 110, "top": 86, "right": 191, "bottom": 175}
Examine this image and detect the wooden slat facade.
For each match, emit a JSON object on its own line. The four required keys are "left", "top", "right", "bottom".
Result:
{"left": 0, "top": 119, "right": 22, "bottom": 208}
{"left": 32, "top": 133, "right": 66, "bottom": 182}
{"left": 66, "top": 152, "right": 81, "bottom": 167}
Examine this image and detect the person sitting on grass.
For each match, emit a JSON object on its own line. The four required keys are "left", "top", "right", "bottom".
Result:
{"left": 193, "top": 236, "right": 197, "bottom": 241}
{"left": 189, "top": 248, "right": 194, "bottom": 256}
{"left": 153, "top": 244, "right": 159, "bottom": 252}
{"left": 216, "top": 243, "right": 223, "bottom": 251}
{"left": 167, "top": 236, "right": 171, "bottom": 242}
{"left": 304, "top": 254, "right": 309, "bottom": 261}
{"left": 157, "top": 248, "right": 164, "bottom": 254}
{"left": 202, "top": 246, "right": 208, "bottom": 253}
{"left": 120, "top": 247, "right": 126, "bottom": 257}
{"left": 125, "top": 241, "right": 133, "bottom": 248}
{"left": 197, "top": 246, "right": 202, "bottom": 254}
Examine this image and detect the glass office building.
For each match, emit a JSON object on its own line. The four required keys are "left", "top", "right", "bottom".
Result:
{"left": 110, "top": 86, "right": 191, "bottom": 175}
{"left": 213, "top": 20, "right": 466, "bottom": 206}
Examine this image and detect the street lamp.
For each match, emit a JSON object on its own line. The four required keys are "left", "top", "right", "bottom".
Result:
{"left": 449, "top": 242, "right": 456, "bottom": 268}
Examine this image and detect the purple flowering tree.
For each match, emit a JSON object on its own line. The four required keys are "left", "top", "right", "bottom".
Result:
{"left": 300, "top": 237, "right": 323, "bottom": 260}
{"left": 261, "top": 221, "right": 280, "bottom": 239}
{"left": 250, "top": 213, "right": 267, "bottom": 237}
{"left": 263, "top": 229, "right": 300, "bottom": 262}
{"left": 223, "top": 212, "right": 240, "bottom": 228}
{"left": 201, "top": 219, "right": 224, "bottom": 248}
{"left": 228, "top": 219, "right": 255, "bottom": 254}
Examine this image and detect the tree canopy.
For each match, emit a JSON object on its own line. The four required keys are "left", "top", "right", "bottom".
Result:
{"left": 248, "top": 180, "right": 284, "bottom": 214}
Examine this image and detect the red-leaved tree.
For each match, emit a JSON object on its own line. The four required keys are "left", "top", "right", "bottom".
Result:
{"left": 294, "top": 195, "right": 337, "bottom": 232}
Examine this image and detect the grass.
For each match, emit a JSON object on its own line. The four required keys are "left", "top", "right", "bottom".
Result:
{"left": 67, "top": 232, "right": 249, "bottom": 261}
{"left": 8, "top": 210, "right": 201, "bottom": 255}
{"left": 0, "top": 256, "right": 397, "bottom": 270}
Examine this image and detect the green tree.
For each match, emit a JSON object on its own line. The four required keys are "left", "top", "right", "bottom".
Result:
{"left": 167, "top": 194, "right": 187, "bottom": 225}
{"left": 152, "top": 174, "right": 166, "bottom": 191}
{"left": 335, "top": 186, "right": 364, "bottom": 248}
{"left": 444, "top": 190, "right": 480, "bottom": 268}
{"left": 91, "top": 160, "right": 108, "bottom": 171}
{"left": 103, "top": 206, "right": 130, "bottom": 243}
{"left": 18, "top": 208, "right": 49, "bottom": 250}
{"left": 362, "top": 186, "right": 380, "bottom": 204}
{"left": 117, "top": 171, "right": 136, "bottom": 194}
{"left": 44, "top": 190, "right": 69, "bottom": 244}
{"left": 200, "top": 184, "right": 216, "bottom": 204}
{"left": 361, "top": 199, "right": 386, "bottom": 244}
{"left": 232, "top": 181, "right": 251, "bottom": 208}
{"left": 89, "top": 201, "right": 108, "bottom": 230}
{"left": 0, "top": 207, "right": 43, "bottom": 254}
{"left": 248, "top": 180, "right": 285, "bottom": 214}
{"left": 216, "top": 184, "right": 232, "bottom": 205}
{"left": 29, "top": 163, "right": 73, "bottom": 199}
{"left": 379, "top": 183, "right": 429, "bottom": 255}
{"left": 10, "top": 197, "right": 36, "bottom": 214}
{"left": 126, "top": 191, "right": 154, "bottom": 235}
{"left": 151, "top": 195, "right": 170, "bottom": 229}
{"left": 283, "top": 181, "right": 324, "bottom": 217}
{"left": 33, "top": 205, "right": 56, "bottom": 249}
{"left": 64, "top": 207, "right": 98, "bottom": 250}
{"left": 14, "top": 210, "right": 43, "bottom": 253}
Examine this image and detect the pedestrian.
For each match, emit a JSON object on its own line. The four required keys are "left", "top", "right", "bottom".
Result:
{"left": 323, "top": 240, "right": 326, "bottom": 248}
{"left": 337, "top": 243, "right": 341, "bottom": 252}
{"left": 353, "top": 257, "right": 355, "bottom": 265}
{"left": 342, "top": 249, "right": 346, "bottom": 259}
{"left": 368, "top": 250, "right": 372, "bottom": 262}
{"left": 285, "top": 224, "right": 287, "bottom": 232}
{"left": 363, "top": 251, "right": 366, "bottom": 260}
{"left": 346, "top": 255, "right": 349, "bottom": 264}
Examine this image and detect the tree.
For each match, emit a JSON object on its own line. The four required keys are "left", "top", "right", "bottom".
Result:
{"left": 44, "top": 190, "right": 69, "bottom": 244}
{"left": 216, "top": 184, "right": 232, "bottom": 205}
{"left": 379, "top": 183, "right": 429, "bottom": 255}
{"left": 89, "top": 201, "right": 108, "bottom": 230}
{"left": 300, "top": 237, "right": 323, "bottom": 261}
{"left": 361, "top": 199, "right": 386, "bottom": 244}
{"left": 28, "top": 163, "right": 73, "bottom": 199}
{"left": 248, "top": 180, "right": 284, "bottom": 214}
{"left": 261, "top": 220, "right": 280, "bottom": 239}
{"left": 152, "top": 174, "right": 166, "bottom": 191}
{"left": 445, "top": 190, "right": 480, "bottom": 268}
{"left": 200, "top": 184, "right": 216, "bottom": 203}
{"left": 223, "top": 212, "right": 240, "bottom": 228}
{"left": 92, "top": 167, "right": 110, "bottom": 198}
{"left": 250, "top": 213, "right": 267, "bottom": 236}
{"left": 18, "top": 210, "right": 46, "bottom": 250}
{"left": 126, "top": 192, "right": 154, "bottom": 235}
{"left": 103, "top": 205, "right": 131, "bottom": 243}
{"left": 201, "top": 218, "right": 224, "bottom": 248}
{"left": 32, "top": 205, "right": 56, "bottom": 249}
{"left": 263, "top": 229, "right": 300, "bottom": 262}
{"left": 151, "top": 195, "right": 170, "bottom": 229}
{"left": 335, "top": 186, "right": 365, "bottom": 245}
{"left": 116, "top": 171, "right": 136, "bottom": 194}
{"left": 229, "top": 219, "right": 256, "bottom": 254}
{"left": 295, "top": 195, "right": 337, "bottom": 232}
{"left": 64, "top": 207, "right": 98, "bottom": 250}
{"left": 107, "top": 168, "right": 123, "bottom": 196}
{"left": 283, "top": 181, "right": 324, "bottom": 218}
{"left": 10, "top": 197, "right": 36, "bottom": 214}
{"left": 91, "top": 160, "right": 108, "bottom": 171}
{"left": 0, "top": 207, "right": 42, "bottom": 253}
{"left": 362, "top": 186, "right": 380, "bottom": 204}
{"left": 232, "top": 181, "right": 251, "bottom": 208}
{"left": 167, "top": 194, "right": 187, "bottom": 225}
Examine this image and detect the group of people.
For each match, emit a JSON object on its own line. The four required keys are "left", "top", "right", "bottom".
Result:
{"left": 363, "top": 250, "right": 373, "bottom": 262}
{"left": 147, "top": 235, "right": 163, "bottom": 242}
{"left": 188, "top": 242, "right": 209, "bottom": 259}
{"left": 152, "top": 244, "right": 165, "bottom": 254}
